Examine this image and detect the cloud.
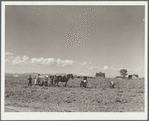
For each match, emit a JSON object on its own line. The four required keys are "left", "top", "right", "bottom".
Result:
{"left": 56, "top": 59, "right": 75, "bottom": 67}
{"left": 5, "top": 52, "right": 89, "bottom": 68}
{"left": 29, "top": 57, "right": 99, "bottom": 71}
{"left": 103, "top": 66, "right": 109, "bottom": 70}
{"left": 28, "top": 58, "right": 77, "bottom": 67}
{"left": 30, "top": 58, "right": 56, "bottom": 66}
{"left": 111, "top": 67, "right": 119, "bottom": 70}
{"left": 5, "top": 52, "right": 103, "bottom": 73}
{"left": 11, "top": 56, "right": 29, "bottom": 65}
{"left": 5, "top": 52, "right": 15, "bottom": 63}
{"left": 5, "top": 52, "right": 14, "bottom": 56}
{"left": 76, "top": 62, "right": 87, "bottom": 67}
{"left": 88, "top": 65, "right": 97, "bottom": 70}
{"left": 5, "top": 52, "right": 29, "bottom": 65}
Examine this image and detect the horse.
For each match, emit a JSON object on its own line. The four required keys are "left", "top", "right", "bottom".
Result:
{"left": 53, "top": 74, "right": 73, "bottom": 87}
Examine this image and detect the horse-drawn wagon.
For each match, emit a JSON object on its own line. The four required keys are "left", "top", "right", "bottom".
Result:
{"left": 35, "top": 75, "right": 48, "bottom": 86}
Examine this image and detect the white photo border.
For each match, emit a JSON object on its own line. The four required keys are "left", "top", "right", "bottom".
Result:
{"left": 1, "top": 1, "right": 148, "bottom": 120}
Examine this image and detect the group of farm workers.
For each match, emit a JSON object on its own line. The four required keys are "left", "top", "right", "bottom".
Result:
{"left": 28, "top": 74, "right": 116, "bottom": 88}
{"left": 28, "top": 74, "right": 89, "bottom": 88}
{"left": 28, "top": 74, "right": 48, "bottom": 87}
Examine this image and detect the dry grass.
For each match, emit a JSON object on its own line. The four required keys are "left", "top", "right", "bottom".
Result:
{"left": 5, "top": 76, "right": 144, "bottom": 112}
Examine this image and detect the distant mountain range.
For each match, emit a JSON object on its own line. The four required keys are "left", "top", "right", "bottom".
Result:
{"left": 5, "top": 72, "right": 72, "bottom": 76}
{"left": 5, "top": 72, "right": 89, "bottom": 77}
{"left": 5, "top": 72, "right": 39, "bottom": 76}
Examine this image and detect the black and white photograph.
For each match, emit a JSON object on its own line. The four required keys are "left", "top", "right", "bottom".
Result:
{"left": 1, "top": 1, "right": 148, "bottom": 120}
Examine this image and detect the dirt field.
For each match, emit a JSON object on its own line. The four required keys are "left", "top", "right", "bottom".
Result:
{"left": 5, "top": 76, "right": 144, "bottom": 112}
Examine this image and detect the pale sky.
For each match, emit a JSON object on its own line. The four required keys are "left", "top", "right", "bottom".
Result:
{"left": 5, "top": 6, "right": 145, "bottom": 77}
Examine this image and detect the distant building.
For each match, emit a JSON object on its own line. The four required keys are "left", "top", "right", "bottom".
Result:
{"left": 13, "top": 75, "right": 19, "bottom": 77}
{"left": 128, "top": 75, "right": 132, "bottom": 79}
{"left": 95, "top": 72, "right": 105, "bottom": 78}
{"left": 115, "top": 76, "right": 123, "bottom": 79}
{"left": 128, "top": 74, "right": 139, "bottom": 79}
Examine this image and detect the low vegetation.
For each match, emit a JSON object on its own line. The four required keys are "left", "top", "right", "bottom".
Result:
{"left": 5, "top": 76, "right": 144, "bottom": 112}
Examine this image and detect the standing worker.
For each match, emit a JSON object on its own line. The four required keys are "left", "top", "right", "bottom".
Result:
{"left": 37, "top": 74, "right": 40, "bottom": 85}
{"left": 28, "top": 75, "right": 32, "bottom": 87}
{"left": 34, "top": 78, "right": 37, "bottom": 85}
{"left": 80, "top": 76, "right": 88, "bottom": 88}
{"left": 83, "top": 76, "right": 88, "bottom": 88}
{"left": 110, "top": 81, "right": 115, "bottom": 88}
{"left": 45, "top": 75, "right": 49, "bottom": 86}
